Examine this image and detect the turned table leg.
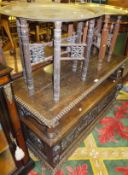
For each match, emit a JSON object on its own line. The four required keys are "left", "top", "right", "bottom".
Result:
{"left": 16, "top": 19, "right": 27, "bottom": 81}
{"left": 93, "top": 16, "right": 102, "bottom": 55}
{"left": 35, "top": 24, "right": 40, "bottom": 42}
{"left": 81, "top": 19, "right": 95, "bottom": 81}
{"left": 54, "top": 21, "right": 62, "bottom": 102}
{"left": 82, "top": 21, "right": 88, "bottom": 44}
{"left": 107, "top": 16, "right": 121, "bottom": 62}
{"left": 98, "top": 15, "right": 110, "bottom": 63}
{"left": 17, "top": 18, "right": 34, "bottom": 96}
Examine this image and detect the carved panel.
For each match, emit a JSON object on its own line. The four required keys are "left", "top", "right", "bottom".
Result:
{"left": 28, "top": 129, "right": 43, "bottom": 150}
{"left": 21, "top": 87, "right": 117, "bottom": 167}
{"left": 29, "top": 43, "right": 45, "bottom": 63}
{"left": 71, "top": 45, "right": 85, "bottom": 58}
{"left": 60, "top": 88, "right": 117, "bottom": 152}
{"left": 53, "top": 145, "right": 61, "bottom": 156}
{"left": 17, "top": 103, "right": 46, "bottom": 129}
{"left": 18, "top": 103, "right": 31, "bottom": 117}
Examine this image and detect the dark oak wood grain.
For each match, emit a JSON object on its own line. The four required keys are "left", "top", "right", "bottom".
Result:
{"left": 0, "top": 63, "right": 34, "bottom": 175}
{"left": 13, "top": 55, "right": 128, "bottom": 127}
{"left": 14, "top": 55, "right": 128, "bottom": 170}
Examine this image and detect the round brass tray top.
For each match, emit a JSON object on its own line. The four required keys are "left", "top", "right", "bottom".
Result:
{"left": 0, "top": 2, "right": 101, "bottom": 22}
{"left": 79, "top": 3, "right": 128, "bottom": 15}
{"left": 0, "top": 2, "right": 127, "bottom": 22}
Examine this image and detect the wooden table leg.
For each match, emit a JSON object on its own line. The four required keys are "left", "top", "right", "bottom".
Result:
{"left": 54, "top": 21, "right": 62, "bottom": 102}
{"left": 16, "top": 19, "right": 27, "bottom": 81}
{"left": 17, "top": 18, "right": 34, "bottom": 96}
{"left": 72, "top": 22, "right": 83, "bottom": 72}
{"left": 98, "top": 15, "right": 110, "bottom": 63}
{"left": 1, "top": 16, "right": 15, "bottom": 53}
{"left": 81, "top": 19, "right": 95, "bottom": 81}
{"left": 35, "top": 24, "right": 40, "bottom": 42}
{"left": 93, "top": 16, "right": 102, "bottom": 55}
{"left": 107, "top": 16, "right": 121, "bottom": 62}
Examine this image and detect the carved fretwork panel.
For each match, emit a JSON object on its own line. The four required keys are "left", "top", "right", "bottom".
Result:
{"left": 71, "top": 45, "right": 85, "bottom": 58}
{"left": 29, "top": 43, "right": 45, "bottom": 63}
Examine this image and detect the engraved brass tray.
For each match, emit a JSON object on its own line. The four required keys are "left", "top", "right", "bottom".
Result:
{"left": 80, "top": 3, "right": 128, "bottom": 15}
{"left": 0, "top": 2, "right": 127, "bottom": 22}
{"left": 0, "top": 2, "right": 101, "bottom": 22}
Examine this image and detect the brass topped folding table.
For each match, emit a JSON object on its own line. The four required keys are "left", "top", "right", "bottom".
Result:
{"left": 0, "top": 2, "right": 128, "bottom": 172}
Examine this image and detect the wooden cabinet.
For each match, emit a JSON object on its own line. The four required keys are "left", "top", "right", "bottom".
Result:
{"left": 13, "top": 56, "right": 128, "bottom": 171}
{"left": 0, "top": 64, "right": 34, "bottom": 175}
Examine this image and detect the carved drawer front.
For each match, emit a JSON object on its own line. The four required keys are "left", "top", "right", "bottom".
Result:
{"left": 24, "top": 127, "right": 49, "bottom": 162}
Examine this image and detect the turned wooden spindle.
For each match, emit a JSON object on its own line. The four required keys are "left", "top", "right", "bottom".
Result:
{"left": 93, "top": 16, "right": 102, "bottom": 55}
{"left": 16, "top": 19, "right": 27, "bottom": 81}
{"left": 67, "top": 23, "right": 74, "bottom": 57}
{"left": 68, "top": 23, "right": 74, "bottom": 37}
{"left": 107, "top": 16, "right": 121, "bottom": 62}
{"left": 35, "top": 24, "right": 40, "bottom": 42}
{"left": 98, "top": 15, "right": 110, "bottom": 63}
{"left": 82, "top": 21, "right": 89, "bottom": 43}
{"left": 81, "top": 19, "right": 95, "bottom": 81}
{"left": 17, "top": 18, "right": 34, "bottom": 96}
{"left": 54, "top": 21, "right": 62, "bottom": 102}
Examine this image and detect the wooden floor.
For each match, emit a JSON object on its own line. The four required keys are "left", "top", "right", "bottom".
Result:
{"left": 0, "top": 130, "right": 16, "bottom": 175}
{"left": 4, "top": 48, "right": 22, "bottom": 75}
{"left": 0, "top": 130, "right": 8, "bottom": 153}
